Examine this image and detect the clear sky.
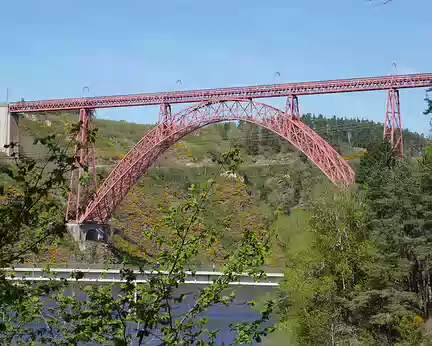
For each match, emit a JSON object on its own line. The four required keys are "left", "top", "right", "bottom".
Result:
{"left": 0, "top": 0, "right": 430, "bottom": 135}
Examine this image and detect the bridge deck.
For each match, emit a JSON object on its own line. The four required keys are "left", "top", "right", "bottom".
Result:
{"left": 3, "top": 267, "right": 284, "bottom": 287}
{"left": 9, "top": 73, "right": 432, "bottom": 113}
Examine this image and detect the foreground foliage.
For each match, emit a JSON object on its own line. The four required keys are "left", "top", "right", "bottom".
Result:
{"left": 276, "top": 95, "right": 432, "bottom": 345}
{"left": 0, "top": 123, "right": 275, "bottom": 345}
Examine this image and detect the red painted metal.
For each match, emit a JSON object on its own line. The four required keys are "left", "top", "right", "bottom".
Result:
{"left": 158, "top": 103, "right": 172, "bottom": 124}
{"left": 383, "top": 89, "right": 404, "bottom": 157}
{"left": 14, "top": 72, "right": 426, "bottom": 223}
{"left": 8, "top": 73, "right": 432, "bottom": 113}
{"left": 286, "top": 95, "right": 300, "bottom": 120}
{"left": 67, "top": 109, "right": 98, "bottom": 222}
{"left": 78, "top": 100, "right": 355, "bottom": 224}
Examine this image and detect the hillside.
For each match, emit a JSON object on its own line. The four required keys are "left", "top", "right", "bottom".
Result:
{"left": 1, "top": 111, "right": 427, "bottom": 265}
{"left": 14, "top": 111, "right": 426, "bottom": 163}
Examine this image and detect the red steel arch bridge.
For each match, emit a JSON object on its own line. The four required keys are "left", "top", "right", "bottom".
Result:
{"left": 7, "top": 73, "right": 432, "bottom": 229}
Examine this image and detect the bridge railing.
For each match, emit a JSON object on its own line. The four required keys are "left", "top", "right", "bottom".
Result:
{"left": 2, "top": 267, "right": 284, "bottom": 287}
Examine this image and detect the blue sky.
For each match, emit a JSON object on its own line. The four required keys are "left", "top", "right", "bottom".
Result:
{"left": 0, "top": 0, "right": 430, "bottom": 134}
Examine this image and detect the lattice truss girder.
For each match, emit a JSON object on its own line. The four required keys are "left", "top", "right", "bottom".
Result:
{"left": 383, "top": 89, "right": 404, "bottom": 157}
{"left": 9, "top": 74, "right": 432, "bottom": 112}
{"left": 78, "top": 99, "right": 355, "bottom": 224}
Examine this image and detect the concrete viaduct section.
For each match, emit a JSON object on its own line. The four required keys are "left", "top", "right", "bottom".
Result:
{"left": 0, "top": 104, "right": 19, "bottom": 156}
{"left": 66, "top": 223, "right": 109, "bottom": 250}
{"left": 4, "top": 267, "right": 284, "bottom": 287}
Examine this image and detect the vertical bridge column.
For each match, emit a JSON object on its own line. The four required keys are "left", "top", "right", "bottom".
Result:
{"left": 0, "top": 104, "right": 19, "bottom": 156}
{"left": 66, "top": 108, "right": 104, "bottom": 249}
{"left": 283, "top": 95, "right": 301, "bottom": 134}
{"left": 383, "top": 89, "right": 404, "bottom": 157}
{"left": 67, "top": 108, "right": 98, "bottom": 222}
{"left": 286, "top": 95, "right": 300, "bottom": 120}
{"left": 158, "top": 103, "right": 172, "bottom": 124}
{"left": 158, "top": 103, "right": 173, "bottom": 140}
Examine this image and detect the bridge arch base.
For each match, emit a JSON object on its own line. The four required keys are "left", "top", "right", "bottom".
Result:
{"left": 66, "top": 223, "right": 109, "bottom": 250}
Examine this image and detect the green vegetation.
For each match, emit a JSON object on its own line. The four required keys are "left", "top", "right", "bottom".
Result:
{"left": 271, "top": 102, "right": 432, "bottom": 344}
{"left": 0, "top": 124, "right": 275, "bottom": 344}
{"left": 17, "top": 112, "right": 153, "bottom": 164}
{"left": 0, "top": 102, "right": 431, "bottom": 344}
{"left": 1, "top": 110, "right": 426, "bottom": 266}
{"left": 17, "top": 111, "right": 426, "bottom": 165}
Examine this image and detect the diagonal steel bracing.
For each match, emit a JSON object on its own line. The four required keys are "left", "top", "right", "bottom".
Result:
{"left": 77, "top": 100, "right": 355, "bottom": 224}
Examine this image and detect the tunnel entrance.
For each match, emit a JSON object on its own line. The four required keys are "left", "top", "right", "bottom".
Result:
{"left": 85, "top": 228, "right": 104, "bottom": 242}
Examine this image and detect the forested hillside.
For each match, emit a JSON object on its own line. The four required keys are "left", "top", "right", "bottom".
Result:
{"left": 0, "top": 111, "right": 427, "bottom": 265}
{"left": 14, "top": 111, "right": 427, "bottom": 162}
{"left": 1, "top": 107, "right": 431, "bottom": 345}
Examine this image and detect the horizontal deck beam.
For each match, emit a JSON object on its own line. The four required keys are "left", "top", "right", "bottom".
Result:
{"left": 9, "top": 73, "right": 432, "bottom": 113}
{"left": 3, "top": 267, "right": 284, "bottom": 287}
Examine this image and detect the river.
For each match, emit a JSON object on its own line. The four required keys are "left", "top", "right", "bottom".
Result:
{"left": 24, "top": 283, "right": 280, "bottom": 345}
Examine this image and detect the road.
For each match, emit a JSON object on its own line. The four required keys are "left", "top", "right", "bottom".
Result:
{"left": 4, "top": 267, "right": 284, "bottom": 287}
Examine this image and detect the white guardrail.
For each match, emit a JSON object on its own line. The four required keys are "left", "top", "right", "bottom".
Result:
{"left": 3, "top": 267, "right": 284, "bottom": 287}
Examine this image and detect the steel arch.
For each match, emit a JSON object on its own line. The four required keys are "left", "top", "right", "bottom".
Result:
{"left": 79, "top": 100, "right": 355, "bottom": 224}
